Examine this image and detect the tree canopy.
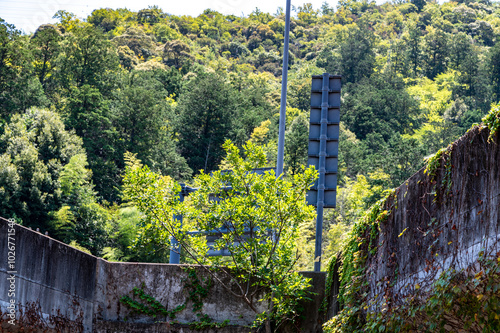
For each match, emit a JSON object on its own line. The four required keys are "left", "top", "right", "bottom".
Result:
{"left": 1, "top": 0, "right": 499, "bottom": 269}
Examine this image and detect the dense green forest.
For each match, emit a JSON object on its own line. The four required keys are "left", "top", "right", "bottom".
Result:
{"left": 1, "top": 0, "right": 499, "bottom": 268}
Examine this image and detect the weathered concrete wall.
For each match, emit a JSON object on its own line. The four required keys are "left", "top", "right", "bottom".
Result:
{"left": 0, "top": 217, "right": 99, "bottom": 332}
{"left": 364, "top": 126, "right": 500, "bottom": 304}
{"left": 101, "top": 262, "right": 266, "bottom": 325}
{"left": 6, "top": 128, "right": 496, "bottom": 332}
{"left": 100, "top": 269, "right": 326, "bottom": 332}
{"left": 93, "top": 322, "right": 253, "bottom": 333}
{"left": 0, "top": 218, "right": 326, "bottom": 332}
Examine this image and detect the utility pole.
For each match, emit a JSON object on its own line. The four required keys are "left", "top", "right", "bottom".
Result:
{"left": 276, "top": 0, "right": 291, "bottom": 177}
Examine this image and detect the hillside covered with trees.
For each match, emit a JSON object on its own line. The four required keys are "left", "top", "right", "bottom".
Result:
{"left": 1, "top": 0, "right": 499, "bottom": 267}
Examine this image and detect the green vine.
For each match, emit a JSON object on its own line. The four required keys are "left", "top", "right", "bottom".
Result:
{"left": 482, "top": 103, "right": 500, "bottom": 142}
{"left": 181, "top": 266, "right": 212, "bottom": 312}
{"left": 442, "top": 155, "right": 453, "bottom": 199}
{"left": 325, "top": 233, "right": 500, "bottom": 332}
{"left": 324, "top": 160, "right": 499, "bottom": 333}
{"left": 424, "top": 145, "right": 454, "bottom": 203}
{"left": 120, "top": 283, "right": 185, "bottom": 319}
{"left": 189, "top": 315, "right": 230, "bottom": 330}
{"left": 320, "top": 189, "right": 397, "bottom": 312}
{"left": 361, "top": 253, "right": 500, "bottom": 332}
{"left": 424, "top": 147, "right": 448, "bottom": 182}
{"left": 321, "top": 257, "right": 339, "bottom": 313}
{"left": 324, "top": 190, "right": 396, "bottom": 332}
{"left": 120, "top": 266, "right": 229, "bottom": 330}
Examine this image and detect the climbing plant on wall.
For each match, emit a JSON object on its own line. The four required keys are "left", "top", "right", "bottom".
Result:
{"left": 119, "top": 266, "right": 230, "bottom": 329}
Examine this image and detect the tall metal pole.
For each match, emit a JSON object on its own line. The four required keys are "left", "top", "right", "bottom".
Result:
{"left": 314, "top": 73, "right": 330, "bottom": 272}
{"left": 276, "top": 0, "right": 291, "bottom": 177}
{"left": 169, "top": 186, "right": 184, "bottom": 264}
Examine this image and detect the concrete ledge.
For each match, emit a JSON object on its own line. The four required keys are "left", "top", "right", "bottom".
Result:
{"left": 94, "top": 321, "right": 254, "bottom": 333}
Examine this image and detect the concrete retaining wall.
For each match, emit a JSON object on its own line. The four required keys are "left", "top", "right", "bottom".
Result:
{"left": 360, "top": 126, "right": 500, "bottom": 306}
{"left": 0, "top": 218, "right": 326, "bottom": 332}
{"left": 0, "top": 218, "right": 97, "bottom": 332}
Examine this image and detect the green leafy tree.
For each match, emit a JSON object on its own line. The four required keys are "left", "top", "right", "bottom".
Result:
{"left": 337, "top": 123, "right": 363, "bottom": 182}
{"left": 338, "top": 25, "right": 376, "bottom": 84}
{"left": 137, "top": 7, "right": 163, "bottom": 25}
{"left": 317, "top": 24, "right": 375, "bottom": 84}
{"left": 112, "top": 27, "right": 157, "bottom": 60}
{"left": 50, "top": 152, "right": 110, "bottom": 255}
{"left": 55, "top": 24, "right": 119, "bottom": 96}
{"left": 342, "top": 71, "right": 419, "bottom": 141}
{"left": 58, "top": 153, "right": 95, "bottom": 206}
{"left": 384, "top": 134, "right": 426, "bottom": 187}
{"left": 176, "top": 72, "right": 237, "bottom": 173}
{"left": 297, "top": 3, "right": 319, "bottom": 25}
{"left": 422, "top": 26, "right": 449, "bottom": 79}
{"left": 0, "top": 19, "right": 47, "bottom": 118}
{"left": 88, "top": 8, "right": 124, "bottom": 32}
{"left": 162, "top": 40, "right": 193, "bottom": 69}
{"left": 113, "top": 70, "right": 191, "bottom": 181}
{"left": 64, "top": 84, "right": 122, "bottom": 202}
{"left": 324, "top": 172, "right": 390, "bottom": 260}
{"left": 403, "top": 15, "right": 422, "bottom": 77}
{"left": 411, "top": 0, "right": 427, "bottom": 12}
{"left": 117, "top": 45, "right": 139, "bottom": 70}
{"left": 71, "top": 202, "right": 110, "bottom": 254}
{"left": 321, "top": 2, "right": 335, "bottom": 16}
{"left": 30, "top": 24, "right": 62, "bottom": 92}
{"left": 123, "top": 140, "right": 318, "bottom": 330}
{"left": 228, "top": 71, "right": 277, "bottom": 146}
{"left": 101, "top": 205, "right": 166, "bottom": 262}
{"left": 456, "top": 47, "right": 480, "bottom": 101}
{"left": 449, "top": 32, "right": 472, "bottom": 70}
{"left": 0, "top": 154, "right": 20, "bottom": 217}
{"left": 0, "top": 108, "right": 85, "bottom": 229}
{"left": 285, "top": 112, "right": 309, "bottom": 175}
{"left": 469, "top": 20, "right": 494, "bottom": 46}
{"left": 488, "top": 43, "right": 500, "bottom": 102}
{"left": 52, "top": 10, "right": 81, "bottom": 33}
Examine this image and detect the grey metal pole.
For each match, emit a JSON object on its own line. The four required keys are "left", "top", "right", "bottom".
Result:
{"left": 169, "top": 186, "right": 184, "bottom": 264}
{"left": 314, "top": 73, "right": 329, "bottom": 272}
{"left": 276, "top": 0, "right": 291, "bottom": 177}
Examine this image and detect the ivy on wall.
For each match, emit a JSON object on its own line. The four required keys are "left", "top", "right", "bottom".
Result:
{"left": 119, "top": 266, "right": 229, "bottom": 330}
{"left": 323, "top": 189, "right": 397, "bottom": 332}
{"left": 365, "top": 252, "right": 500, "bottom": 332}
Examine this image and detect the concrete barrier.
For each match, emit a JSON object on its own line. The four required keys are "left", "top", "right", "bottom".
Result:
{"left": 0, "top": 218, "right": 326, "bottom": 332}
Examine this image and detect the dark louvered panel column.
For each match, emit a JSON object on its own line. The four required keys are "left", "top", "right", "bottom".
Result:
{"left": 307, "top": 73, "right": 341, "bottom": 271}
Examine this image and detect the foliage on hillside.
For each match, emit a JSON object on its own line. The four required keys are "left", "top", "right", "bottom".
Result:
{"left": 0, "top": 0, "right": 499, "bottom": 265}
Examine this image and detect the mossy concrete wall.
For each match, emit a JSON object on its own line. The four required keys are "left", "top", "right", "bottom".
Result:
{"left": 0, "top": 218, "right": 326, "bottom": 332}
{"left": 362, "top": 126, "right": 500, "bottom": 305}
